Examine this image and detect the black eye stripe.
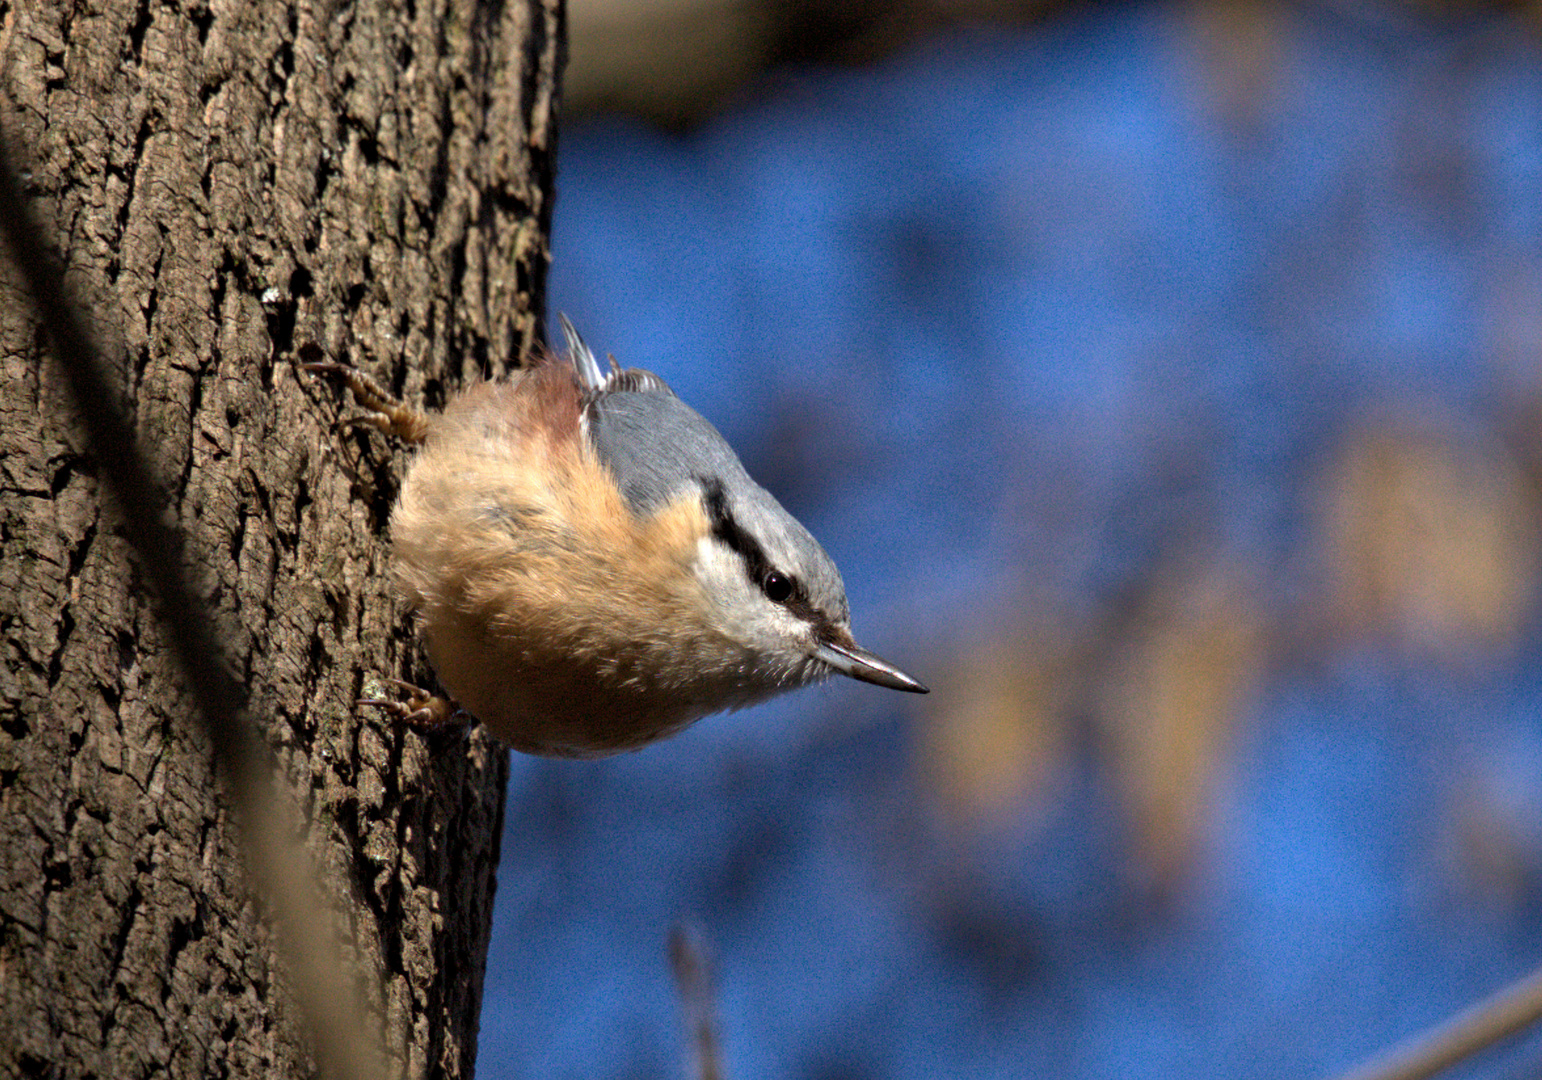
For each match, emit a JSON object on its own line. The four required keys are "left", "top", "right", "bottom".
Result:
{"left": 699, "top": 479, "right": 819, "bottom": 617}
{"left": 700, "top": 479, "right": 791, "bottom": 594}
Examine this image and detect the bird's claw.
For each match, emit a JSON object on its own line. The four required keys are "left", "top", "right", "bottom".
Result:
{"left": 359, "top": 678, "right": 461, "bottom": 731}
{"left": 302, "top": 359, "right": 430, "bottom": 444}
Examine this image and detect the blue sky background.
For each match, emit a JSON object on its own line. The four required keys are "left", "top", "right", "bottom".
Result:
{"left": 478, "top": 4, "right": 1542, "bottom": 1077}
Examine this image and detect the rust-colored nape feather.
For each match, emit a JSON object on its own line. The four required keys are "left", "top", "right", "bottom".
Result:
{"left": 427, "top": 354, "right": 583, "bottom": 458}
{"left": 520, "top": 355, "right": 585, "bottom": 448}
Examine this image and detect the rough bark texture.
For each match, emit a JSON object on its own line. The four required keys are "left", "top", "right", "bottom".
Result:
{"left": 0, "top": 0, "right": 561, "bottom": 1074}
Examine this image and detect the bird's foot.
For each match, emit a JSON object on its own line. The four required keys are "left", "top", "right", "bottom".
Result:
{"left": 302, "top": 357, "right": 430, "bottom": 444}
{"left": 358, "top": 677, "right": 462, "bottom": 731}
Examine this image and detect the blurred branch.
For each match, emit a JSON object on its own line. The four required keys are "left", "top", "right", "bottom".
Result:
{"left": 670, "top": 922, "right": 725, "bottom": 1080}
{"left": 1330, "top": 963, "right": 1542, "bottom": 1080}
{"left": 566, "top": 0, "right": 1067, "bottom": 125}
{"left": 0, "top": 133, "right": 383, "bottom": 1080}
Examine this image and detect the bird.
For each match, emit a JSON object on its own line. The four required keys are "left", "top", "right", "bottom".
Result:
{"left": 308, "top": 315, "right": 926, "bottom": 757}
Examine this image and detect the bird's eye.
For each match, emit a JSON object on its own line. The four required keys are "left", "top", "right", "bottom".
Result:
{"left": 762, "top": 571, "right": 793, "bottom": 603}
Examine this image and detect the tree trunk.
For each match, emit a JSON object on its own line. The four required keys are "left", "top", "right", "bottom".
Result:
{"left": 0, "top": 0, "right": 561, "bottom": 1074}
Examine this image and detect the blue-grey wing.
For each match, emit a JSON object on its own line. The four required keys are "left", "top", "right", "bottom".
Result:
{"left": 584, "top": 380, "right": 748, "bottom": 518}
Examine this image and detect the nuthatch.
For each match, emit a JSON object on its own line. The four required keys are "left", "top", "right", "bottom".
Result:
{"left": 312, "top": 316, "right": 927, "bottom": 757}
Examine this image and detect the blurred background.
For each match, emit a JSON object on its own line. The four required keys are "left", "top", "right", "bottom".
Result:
{"left": 479, "top": 2, "right": 1542, "bottom": 1077}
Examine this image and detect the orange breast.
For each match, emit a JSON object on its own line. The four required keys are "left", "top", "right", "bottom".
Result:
{"left": 386, "top": 365, "right": 760, "bottom": 755}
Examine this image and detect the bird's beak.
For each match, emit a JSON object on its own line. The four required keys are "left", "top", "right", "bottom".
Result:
{"left": 814, "top": 637, "right": 929, "bottom": 694}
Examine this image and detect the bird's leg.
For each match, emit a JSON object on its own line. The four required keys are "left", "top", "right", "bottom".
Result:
{"left": 302, "top": 359, "right": 431, "bottom": 445}
{"left": 358, "top": 677, "right": 464, "bottom": 732}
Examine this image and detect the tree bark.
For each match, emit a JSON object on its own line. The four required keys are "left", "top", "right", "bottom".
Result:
{"left": 0, "top": 0, "right": 561, "bottom": 1074}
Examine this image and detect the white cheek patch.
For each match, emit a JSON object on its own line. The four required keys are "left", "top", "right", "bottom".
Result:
{"left": 693, "top": 537, "right": 810, "bottom": 649}
{"left": 693, "top": 535, "right": 745, "bottom": 602}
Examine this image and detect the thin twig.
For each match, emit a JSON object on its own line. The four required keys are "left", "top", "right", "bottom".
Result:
{"left": 669, "top": 922, "right": 725, "bottom": 1080}
{"left": 0, "top": 133, "right": 384, "bottom": 1080}
{"left": 1330, "top": 963, "right": 1542, "bottom": 1080}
